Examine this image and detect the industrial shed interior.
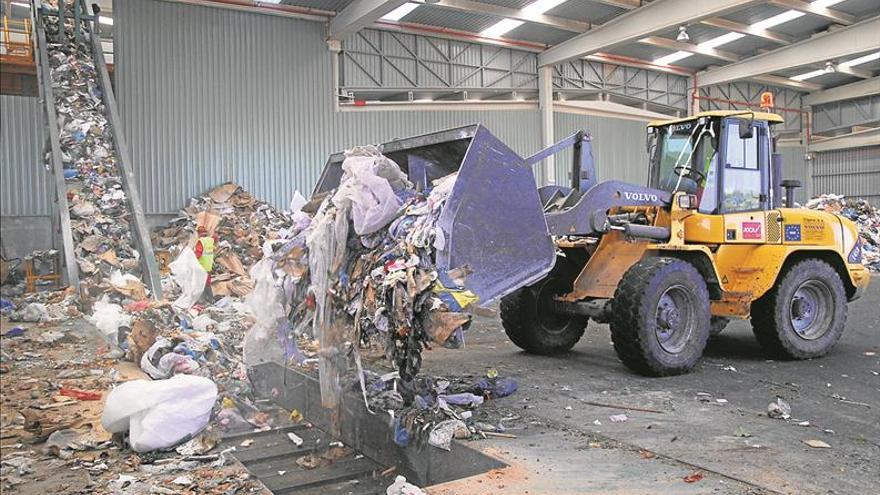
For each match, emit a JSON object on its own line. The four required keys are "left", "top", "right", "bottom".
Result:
{"left": 0, "top": 1, "right": 878, "bottom": 494}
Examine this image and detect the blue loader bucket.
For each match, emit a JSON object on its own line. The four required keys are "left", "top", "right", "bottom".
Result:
{"left": 314, "top": 124, "right": 556, "bottom": 305}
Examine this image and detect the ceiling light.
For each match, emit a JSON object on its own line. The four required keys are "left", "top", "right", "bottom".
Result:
{"left": 381, "top": 2, "right": 420, "bottom": 21}
{"left": 752, "top": 10, "right": 804, "bottom": 30}
{"left": 10, "top": 1, "right": 29, "bottom": 7}
{"left": 839, "top": 51, "right": 880, "bottom": 67}
{"left": 676, "top": 26, "right": 689, "bottom": 42}
{"left": 811, "top": 0, "right": 846, "bottom": 7}
{"left": 99, "top": 16, "right": 113, "bottom": 25}
{"left": 700, "top": 32, "right": 745, "bottom": 49}
{"left": 824, "top": 61, "right": 836, "bottom": 73}
{"left": 654, "top": 51, "right": 692, "bottom": 65}
{"left": 791, "top": 69, "right": 826, "bottom": 81}
{"left": 522, "top": 0, "right": 568, "bottom": 15}
{"left": 481, "top": 18, "right": 525, "bottom": 38}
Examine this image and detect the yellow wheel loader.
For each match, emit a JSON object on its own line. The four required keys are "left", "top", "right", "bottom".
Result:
{"left": 314, "top": 111, "right": 870, "bottom": 376}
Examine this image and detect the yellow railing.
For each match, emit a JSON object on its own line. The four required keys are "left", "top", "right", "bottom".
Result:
{"left": 1, "top": 16, "right": 33, "bottom": 60}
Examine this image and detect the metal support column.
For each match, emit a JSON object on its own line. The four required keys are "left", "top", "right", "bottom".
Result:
{"left": 539, "top": 65, "right": 555, "bottom": 184}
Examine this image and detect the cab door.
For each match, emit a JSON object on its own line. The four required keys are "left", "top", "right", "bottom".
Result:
{"left": 718, "top": 118, "right": 780, "bottom": 244}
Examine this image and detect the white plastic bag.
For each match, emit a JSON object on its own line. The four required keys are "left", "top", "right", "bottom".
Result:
{"left": 102, "top": 375, "right": 217, "bottom": 453}
{"left": 88, "top": 296, "right": 132, "bottom": 345}
{"left": 169, "top": 247, "right": 207, "bottom": 310}
{"left": 332, "top": 146, "right": 407, "bottom": 236}
{"left": 242, "top": 258, "right": 286, "bottom": 366}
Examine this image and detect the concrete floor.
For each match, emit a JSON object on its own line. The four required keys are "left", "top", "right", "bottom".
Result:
{"left": 424, "top": 275, "right": 879, "bottom": 495}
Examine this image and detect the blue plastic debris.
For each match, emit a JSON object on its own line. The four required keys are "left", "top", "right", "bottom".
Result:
{"left": 4, "top": 327, "right": 26, "bottom": 337}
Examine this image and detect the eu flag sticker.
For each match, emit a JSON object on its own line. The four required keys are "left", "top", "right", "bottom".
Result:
{"left": 784, "top": 224, "right": 802, "bottom": 241}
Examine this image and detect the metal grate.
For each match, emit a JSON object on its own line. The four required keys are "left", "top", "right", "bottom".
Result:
{"left": 766, "top": 211, "right": 781, "bottom": 243}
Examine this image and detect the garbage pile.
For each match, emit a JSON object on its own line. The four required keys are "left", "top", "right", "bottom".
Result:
{"left": 152, "top": 182, "right": 293, "bottom": 298}
{"left": 252, "top": 146, "right": 476, "bottom": 382}
{"left": 45, "top": 9, "right": 148, "bottom": 302}
{"left": 355, "top": 369, "right": 519, "bottom": 451}
{"left": 805, "top": 194, "right": 880, "bottom": 271}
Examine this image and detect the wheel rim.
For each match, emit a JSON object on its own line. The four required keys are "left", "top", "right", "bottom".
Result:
{"left": 789, "top": 280, "right": 833, "bottom": 340}
{"left": 654, "top": 285, "right": 696, "bottom": 354}
{"left": 534, "top": 279, "right": 572, "bottom": 334}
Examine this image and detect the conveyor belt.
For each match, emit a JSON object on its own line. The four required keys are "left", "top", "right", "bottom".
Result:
{"left": 30, "top": 0, "right": 162, "bottom": 298}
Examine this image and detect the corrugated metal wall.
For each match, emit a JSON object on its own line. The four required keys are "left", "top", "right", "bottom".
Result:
{"left": 0, "top": 95, "right": 50, "bottom": 216}
{"left": 115, "top": 0, "right": 543, "bottom": 213}
{"left": 553, "top": 112, "right": 650, "bottom": 186}
{"left": 812, "top": 146, "right": 880, "bottom": 205}
{"left": 777, "top": 145, "right": 809, "bottom": 205}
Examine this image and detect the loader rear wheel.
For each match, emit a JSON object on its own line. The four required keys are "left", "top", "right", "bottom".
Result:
{"left": 610, "top": 257, "right": 711, "bottom": 376}
{"left": 500, "top": 262, "right": 587, "bottom": 355}
{"left": 751, "top": 258, "right": 846, "bottom": 359}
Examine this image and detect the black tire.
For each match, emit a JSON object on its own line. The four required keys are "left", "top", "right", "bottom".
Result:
{"left": 610, "top": 257, "right": 711, "bottom": 376}
{"left": 500, "top": 260, "right": 588, "bottom": 355}
{"left": 709, "top": 316, "right": 730, "bottom": 337}
{"left": 751, "top": 258, "right": 847, "bottom": 359}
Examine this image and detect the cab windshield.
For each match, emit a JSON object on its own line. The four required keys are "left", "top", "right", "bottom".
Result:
{"left": 648, "top": 120, "right": 719, "bottom": 213}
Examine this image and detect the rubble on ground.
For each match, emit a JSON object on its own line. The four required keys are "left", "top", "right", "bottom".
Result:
{"left": 805, "top": 194, "right": 880, "bottom": 271}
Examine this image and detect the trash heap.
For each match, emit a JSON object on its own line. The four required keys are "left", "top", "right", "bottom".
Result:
{"left": 356, "top": 369, "right": 518, "bottom": 451}
{"left": 152, "top": 182, "right": 294, "bottom": 298}
{"left": 805, "top": 194, "right": 880, "bottom": 271}
{"left": 45, "top": 9, "right": 148, "bottom": 302}
{"left": 253, "top": 146, "right": 475, "bottom": 382}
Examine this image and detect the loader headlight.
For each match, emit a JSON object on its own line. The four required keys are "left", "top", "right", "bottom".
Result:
{"left": 677, "top": 194, "right": 698, "bottom": 210}
{"left": 848, "top": 237, "right": 862, "bottom": 264}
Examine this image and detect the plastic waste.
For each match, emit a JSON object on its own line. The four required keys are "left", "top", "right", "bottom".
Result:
{"left": 427, "top": 419, "right": 469, "bottom": 451}
{"left": 88, "top": 296, "right": 132, "bottom": 346}
{"left": 242, "top": 258, "right": 287, "bottom": 366}
{"left": 332, "top": 146, "right": 409, "bottom": 236}
{"left": 386, "top": 475, "right": 426, "bottom": 495}
{"left": 169, "top": 247, "right": 207, "bottom": 310}
{"left": 102, "top": 375, "right": 217, "bottom": 453}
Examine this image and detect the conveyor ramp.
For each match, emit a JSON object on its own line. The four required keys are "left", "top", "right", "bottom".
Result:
{"left": 29, "top": 0, "right": 161, "bottom": 298}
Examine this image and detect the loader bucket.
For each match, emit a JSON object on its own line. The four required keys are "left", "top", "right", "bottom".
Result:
{"left": 314, "top": 125, "right": 556, "bottom": 305}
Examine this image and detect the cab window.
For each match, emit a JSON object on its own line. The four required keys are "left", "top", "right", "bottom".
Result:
{"left": 723, "top": 122, "right": 761, "bottom": 212}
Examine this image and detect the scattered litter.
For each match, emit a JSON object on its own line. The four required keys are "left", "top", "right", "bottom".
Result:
{"left": 287, "top": 432, "right": 304, "bottom": 447}
{"left": 428, "top": 419, "right": 469, "bottom": 451}
{"left": 683, "top": 471, "right": 704, "bottom": 483}
{"left": 767, "top": 397, "right": 791, "bottom": 420}
{"left": 802, "top": 439, "right": 831, "bottom": 449}
{"left": 386, "top": 475, "right": 427, "bottom": 495}
{"left": 734, "top": 426, "right": 751, "bottom": 438}
{"left": 609, "top": 414, "right": 628, "bottom": 423}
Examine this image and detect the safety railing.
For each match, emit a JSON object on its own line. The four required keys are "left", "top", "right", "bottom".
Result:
{"left": 1, "top": 15, "right": 33, "bottom": 61}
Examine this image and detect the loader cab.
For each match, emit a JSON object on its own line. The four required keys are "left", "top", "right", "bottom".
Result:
{"left": 647, "top": 111, "right": 782, "bottom": 215}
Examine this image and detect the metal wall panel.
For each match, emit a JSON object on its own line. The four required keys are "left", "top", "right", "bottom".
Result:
{"left": 553, "top": 112, "right": 650, "bottom": 187}
{"left": 777, "top": 145, "right": 809, "bottom": 204}
{"left": 114, "top": 0, "right": 542, "bottom": 213}
{"left": 812, "top": 146, "right": 880, "bottom": 204}
{"left": 0, "top": 95, "right": 50, "bottom": 217}
{"left": 812, "top": 95, "right": 879, "bottom": 134}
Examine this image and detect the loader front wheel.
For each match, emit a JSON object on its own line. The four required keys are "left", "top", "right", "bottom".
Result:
{"left": 500, "top": 265, "right": 587, "bottom": 355}
{"left": 610, "top": 257, "right": 711, "bottom": 376}
{"left": 751, "top": 259, "right": 846, "bottom": 359}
